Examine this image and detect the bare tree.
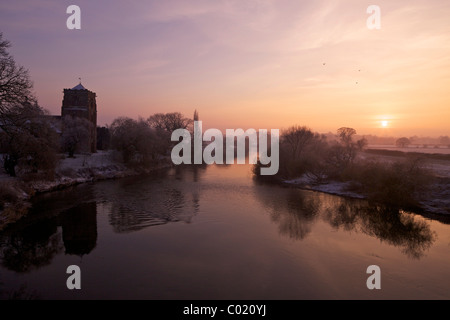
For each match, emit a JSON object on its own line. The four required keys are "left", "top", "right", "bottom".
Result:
{"left": 0, "top": 35, "right": 59, "bottom": 178}
{"left": 61, "top": 115, "right": 92, "bottom": 157}
{"left": 270, "top": 125, "right": 329, "bottom": 179}
{"left": 147, "top": 112, "right": 193, "bottom": 133}
{"left": 281, "top": 125, "right": 315, "bottom": 161}
{"left": 0, "top": 33, "right": 34, "bottom": 117}
{"left": 110, "top": 117, "right": 163, "bottom": 164}
{"left": 325, "top": 127, "right": 358, "bottom": 170}
{"left": 0, "top": 101, "right": 59, "bottom": 177}
{"left": 356, "top": 137, "right": 368, "bottom": 151}
{"left": 337, "top": 127, "right": 356, "bottom": 146}
{"left": 396, "top": 137, "right": 411, "bottom": 148}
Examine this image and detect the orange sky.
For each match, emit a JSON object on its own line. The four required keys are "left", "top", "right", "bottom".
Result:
{"left": 1, "top": 0, "right": 449, "bottom": 137}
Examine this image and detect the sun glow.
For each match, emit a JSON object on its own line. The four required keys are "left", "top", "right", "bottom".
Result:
{"left": 381, "top": 120, "right": 389, "bottom": 128}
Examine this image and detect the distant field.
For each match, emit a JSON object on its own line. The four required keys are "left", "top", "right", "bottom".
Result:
{"left": 362, "top": 146, "right": 450, "bottom": 178}
{"left": 368, "top": 145, "right": 450, "bottom": 155}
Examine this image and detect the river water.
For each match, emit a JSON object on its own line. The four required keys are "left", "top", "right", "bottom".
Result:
{"left": 1, "top": 163, "right": 450, "bottom": 299}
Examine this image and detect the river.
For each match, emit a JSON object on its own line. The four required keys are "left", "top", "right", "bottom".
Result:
{"left": 1, "top": 163, "right": 449, "bottom": 299}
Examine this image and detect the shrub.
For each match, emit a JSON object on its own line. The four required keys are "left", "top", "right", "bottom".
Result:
{"left": 351, "top": 157, "right": 433, "bottom": 208}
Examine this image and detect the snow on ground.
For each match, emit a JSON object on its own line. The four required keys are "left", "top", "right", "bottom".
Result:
{"left": 0, "top": 150, "right": 137, "bottom": 199}
{"left": 283, "top": 176, "right": 365, "bottom": 199}
{"left": 284, "top": 172, "right": 366, "bottom": 197}
{"left": 59, "top": 151, "right": 118, "bottom": 170}
{"left": 308, "top": 181, "right": 366, "bottom": 199}
{"left": 419, "top": 186, "right": 450, "bottom": 215}
{"left": 283, "top": 148, "right": 450, "bottom": 215}
{"left": 29, "top": 151, "right": 133, "bottom": 193}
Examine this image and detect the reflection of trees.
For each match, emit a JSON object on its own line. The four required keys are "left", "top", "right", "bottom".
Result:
{"left": 323, "top": 200, "right": 436, "bottom": 259}
{"left": 0, "top": 219, "right": 63, "bottom": 273}
{"left": 253, "top": 181, "right": 435, "bottom": 259}
{"left": 253, "top": 186, "right": 321, "bottom": 240}
{"left": 105, "top": 166, "right": 205, "bottom": 233}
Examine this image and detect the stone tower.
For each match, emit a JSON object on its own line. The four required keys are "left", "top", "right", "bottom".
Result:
{"left": 61, "top": 82, "right": 97, "bottom": 153}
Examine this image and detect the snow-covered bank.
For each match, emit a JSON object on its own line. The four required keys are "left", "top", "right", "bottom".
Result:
{"left": 418, "top": 178, "right": 450, "bottom": 215}
{"left": 283, "top": 175, "right": 450, "bottom": 215}
{"left": 0, "top": 151, "right": 172, "bottom": 230}
{"left": 282, "top": 175, "right": 366, "bottom": 199}
{"left": 29, "top": 151, "right": 135, "bottom": 193}
{"left": 282, "top": 149, "right": 450, "bottom": 216}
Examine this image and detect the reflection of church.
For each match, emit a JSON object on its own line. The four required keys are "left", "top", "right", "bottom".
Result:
{"left": 60, "top": 81, "right": 98, "bottom": 153}
{"left": 59, "top": 202, "right": 98, "bottom": 256}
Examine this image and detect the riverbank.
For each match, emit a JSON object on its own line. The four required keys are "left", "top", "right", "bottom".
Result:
{"left": 281, "top": 149, "right": 450, "bottom": 216}
{"left": 0, "top": 150, "right": 173, "bottom": 231}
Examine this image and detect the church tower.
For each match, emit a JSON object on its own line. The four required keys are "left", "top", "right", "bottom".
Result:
{"left": 61, "top": 81, "right": 97, "bottom": 153}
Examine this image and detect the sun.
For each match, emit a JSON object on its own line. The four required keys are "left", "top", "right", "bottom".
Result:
{"left": 381, "top": 120, "right": 388, "bottom": 128}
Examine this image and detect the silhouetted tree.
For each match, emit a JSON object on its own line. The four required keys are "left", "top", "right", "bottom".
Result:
{"left": 396, "top": 137, "right": 411, "bottom": 148}
{"left": 61, "top": 115, "right": 92, "bottom": 157}
{"left": 356, "top": 137, "right": 368, "bottom": 151}
{"left": 0, "top": 33, "right": 58, "bottom": 178}
{"left": 147, "top": 112, "right": 193, "bottom": 133}
{"left": 0, "top": 102, "right": 59, "bottom": 177}
{"left": 328, "top": 127, "right": 358, "bottom": 170}
{"left": 0, "top": 33, "right": 33, "bottom": 117}
{"left": 281, "top": 125, "right": 315, "bottom": 161}
{"left": 337, "top": 127, "right": 356, "bottom": 146}
{"left": 273, "top": 125, "right": 328, "bottom": 179}
{"left": 110, "top": 116, "right": 164, "bottom": 165}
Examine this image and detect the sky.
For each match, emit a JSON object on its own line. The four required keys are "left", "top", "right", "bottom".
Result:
{"left": 0, "top": 0, "right": 449, "bottom": 137}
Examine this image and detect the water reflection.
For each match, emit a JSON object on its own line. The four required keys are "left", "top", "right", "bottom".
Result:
{"left": 0, "top": 163, "right": 440, "bottom": 281}
{"left": 252, "top": 184, "right": 436, "bottom": 259}
{"left": 97, "top": 166, "right": 205, "bottom": 233}
{"left": 59, "top": 202, "right": 97, "bottom": 255}
{"left": 0, "top": 201, "right": 98, "bottom": 272}
{"left": 323, "top": 201, "right": 436, "bottom": 259}
{"left": 0, "top": 219, "right": 63, "bottom": 273}
{"left": 254, "top": 186, "right": 321, "bottom": 240}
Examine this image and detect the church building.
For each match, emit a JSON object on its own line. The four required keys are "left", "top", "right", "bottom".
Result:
{"left": 61, "top": 82, "right": 97, "bottom": 153}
